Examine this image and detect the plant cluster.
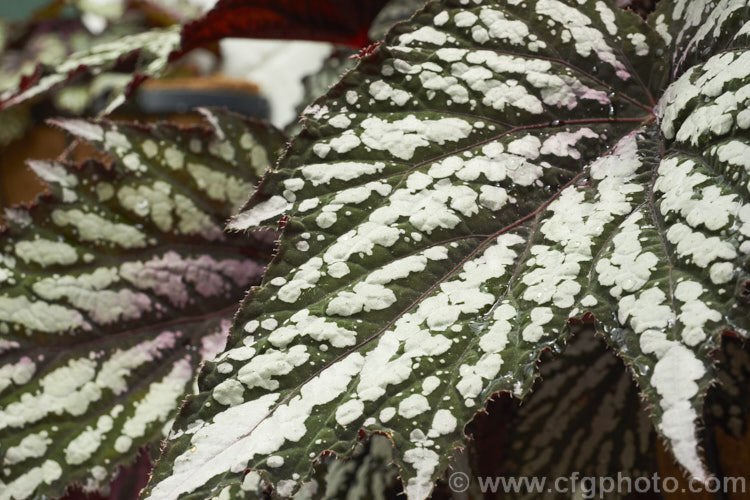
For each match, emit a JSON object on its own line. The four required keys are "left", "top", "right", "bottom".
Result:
{"left": 1, "top": 0, "right": 749, "bottom": 499}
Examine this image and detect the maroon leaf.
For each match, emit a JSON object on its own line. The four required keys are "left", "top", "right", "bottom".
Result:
{"left": 177, "top": 0, "right": 391, "bottom": 56}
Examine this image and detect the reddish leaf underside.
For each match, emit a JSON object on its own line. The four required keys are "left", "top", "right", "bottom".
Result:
{"left": 178, "top": 0, "right": 393, "bottom": 56}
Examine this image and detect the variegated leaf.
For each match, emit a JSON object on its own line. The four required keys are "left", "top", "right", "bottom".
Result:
{"left": 586, "top": 41, "right": 750, "bottom": 483}
{"left": 310, "top": 434, "right": 400, "bottom": 500}
{"left": 0, "top": 110, "right": 284, "bottom": 499}
{"left": 145, "top": 0, "right": 749, "bottom": 498}
{"left": 650, "top": 0, "right": 750, "bottom": 78}
{"left": 173, "top": 435, "right": 400, "bottom": 500}
{"left": 0, "top": 27, "right": 181, "bottom": 115}
{"left": 239, "top": 433, "right": 400, "bottom": 500}
{"left": 0, "top": 0, "right": 398, "bottom": 116}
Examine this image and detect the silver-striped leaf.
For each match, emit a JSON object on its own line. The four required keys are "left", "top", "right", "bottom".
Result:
{"left": 0, "top": 110, "right": 285, "bottom": 499}
{"left": 0, "top": 27, "right": 181, "bottom": 115}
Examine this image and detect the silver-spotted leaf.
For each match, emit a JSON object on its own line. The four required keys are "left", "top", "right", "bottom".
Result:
{"left": 0, "top": 9, "right": 178, "bottom": 117}
{"left": 311, "top": 434, "right": 399, "bottom": 500}
{"left": 0, "top": 110, "right": 285, "bottom": 499}
{"left": 259, "top": 434, "right": 401, "bottom": 500}
{"left": 188, "top": 434, "right": 400, "bottom": 500}
{"left": 587, "top": 37, "right": 750, "bottom": 484}
{"left": 146, "top": 0, "right": 749, "bottom": 498}
{"left": 0, "top": 26, "right": 181, "bottom": 115}
{"left": 650, "top": 0, "right": 750, "bottom": 79}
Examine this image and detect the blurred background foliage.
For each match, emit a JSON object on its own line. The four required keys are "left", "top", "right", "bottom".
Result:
{"left": 0, "top": 0, "right": 348, "bottom": 222}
